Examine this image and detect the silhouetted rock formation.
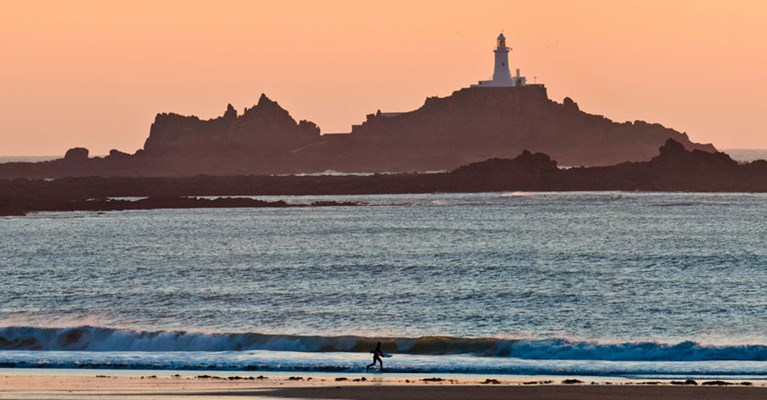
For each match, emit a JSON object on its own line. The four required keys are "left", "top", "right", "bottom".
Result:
{"left": 449, "top": 151, "right": 558, "bottom": 191}
{"left": 108, "top": 149, "right": 130, "bottom": 159}
{"left": 0, "top": 196, "right": 363, "bottom": 216}
{"left": 139, "top": 94, "right": 321, "bottom": 175}
{"left": 3, "top": 140, "right": 767, "bottom": 216}
{"left": 552, "top": 139, "right": 767, "bottom": 191}
{"left": 0, "top": 87, "right": 718, "bottom": 178}
{"left": 296, "top": 86, "right": 715, "bottom": 173}
{"left": 64, "top": 147, "right": 89, "bottom": 162}
{"left": 144, "top": 95, "right": 320, "bottom": 159}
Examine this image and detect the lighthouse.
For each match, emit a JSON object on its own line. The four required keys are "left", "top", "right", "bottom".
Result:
{"left": 493, "top": 33, "right": 512, "bottom": 82}
{"left": 472, "top": 33, "right": 527, "bottom": 87}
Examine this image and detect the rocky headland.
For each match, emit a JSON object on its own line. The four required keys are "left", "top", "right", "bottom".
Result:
{"left": 2, "top": 140, "right": 766, "bottom": 216}
{"left": 0, "top": 197, "right": 364, "bottom": 217}
{"left": 0, "top": 86, "right": 716, "bottom": 179}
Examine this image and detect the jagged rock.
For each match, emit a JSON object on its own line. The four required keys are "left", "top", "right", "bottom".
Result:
{"left": 64, "top": 147, "right": 89, "bottom": 161}
{"left": 142, "top": 94, "right": 320, "bottom": 162}
{"left": 652, "top": 139, "right": 739, "bottom": 173}
{"left": 658, "top": 138, "right": 686, "bottom": 156}
{"left": 223, "top": 104, "right": 237, "bottom": 120}
{"left": 108, "top": 149, "right": 130, "bottom": 159}
{"left": 563, "top": 97, "right": 579, "bottom": 111}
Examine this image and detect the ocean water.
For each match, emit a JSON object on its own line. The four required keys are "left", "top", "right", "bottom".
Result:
{"left": 1, "top": 192, "right": 767, "bottom": 378}
{"left": 723, "top": 149, "right": 767, "bottom": 162}
{"left": 0, "top": 156, "right": 59, "bottom": 163}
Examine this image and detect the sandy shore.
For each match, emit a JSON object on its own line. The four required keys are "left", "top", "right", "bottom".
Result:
{"left": 1, "top": 374, "right": 766, "bottom": 400}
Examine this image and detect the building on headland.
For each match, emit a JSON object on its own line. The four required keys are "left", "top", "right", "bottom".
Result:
{"left": 344, "top": 33, "right": 548, "bottom": 133}
{"left": 357, "top": 33, "right": 547, "bottom": 132}
{"left": 472, "top": 33, "right": 528, "bottom": 88}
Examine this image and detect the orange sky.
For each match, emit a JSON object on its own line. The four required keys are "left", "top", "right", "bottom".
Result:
{"left": 1, "top": 0, "right": 766, "bottom": 156}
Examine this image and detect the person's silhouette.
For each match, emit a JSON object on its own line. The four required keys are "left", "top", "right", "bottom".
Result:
{"left": 365, "top": 342, "right": 384, "bottom": 371}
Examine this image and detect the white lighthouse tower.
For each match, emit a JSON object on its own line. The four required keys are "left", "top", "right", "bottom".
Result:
{"left": 493, "top": 33, "right": 512, "bottom": 82}
{"left": 473, "top": 33, "right": 527, "bottom": 87}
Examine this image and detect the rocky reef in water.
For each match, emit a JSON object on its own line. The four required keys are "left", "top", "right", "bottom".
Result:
{"left": 2, "top": 140, "right": 766, "bottom": 216}
{"left": 548, "top": 139, "right": 767, "bottom": 191}
{"left": 0, "top": 86, "right": 718, "bottom": 179}
{"left": 0, "top": 197, "right": 364, "bottom": 217}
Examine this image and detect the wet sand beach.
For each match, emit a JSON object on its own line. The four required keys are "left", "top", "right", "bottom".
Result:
{"left": 1, "top": 374, "right": 766, "bottom": 400}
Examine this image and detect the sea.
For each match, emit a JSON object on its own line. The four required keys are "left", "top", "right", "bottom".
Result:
{"left": 724, "top": 149, "right": 767, "bottom": 162}
{"left": 1, "top": 191, "right": 767, "bottom": 379}
{"left": 0, "top": 156, "right": 59, "bottom": 163}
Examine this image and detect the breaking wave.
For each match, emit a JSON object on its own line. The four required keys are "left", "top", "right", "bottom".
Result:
{"left": 2, "top": 326, "right": 767, "bottom": 362}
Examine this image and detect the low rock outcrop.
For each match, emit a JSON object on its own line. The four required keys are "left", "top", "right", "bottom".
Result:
{"left": 2, "top": 140, "right": 766, "bottom": 217}
{"left": 551, "top": 139, "right": 767, "bottom": 191}
{"left": 64, "top": 147, "right": 89, "bottom": 162}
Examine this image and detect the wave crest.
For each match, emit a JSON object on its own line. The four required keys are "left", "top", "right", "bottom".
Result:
{"left": 2, "top": 326, "right": 767, "bottom": 362}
